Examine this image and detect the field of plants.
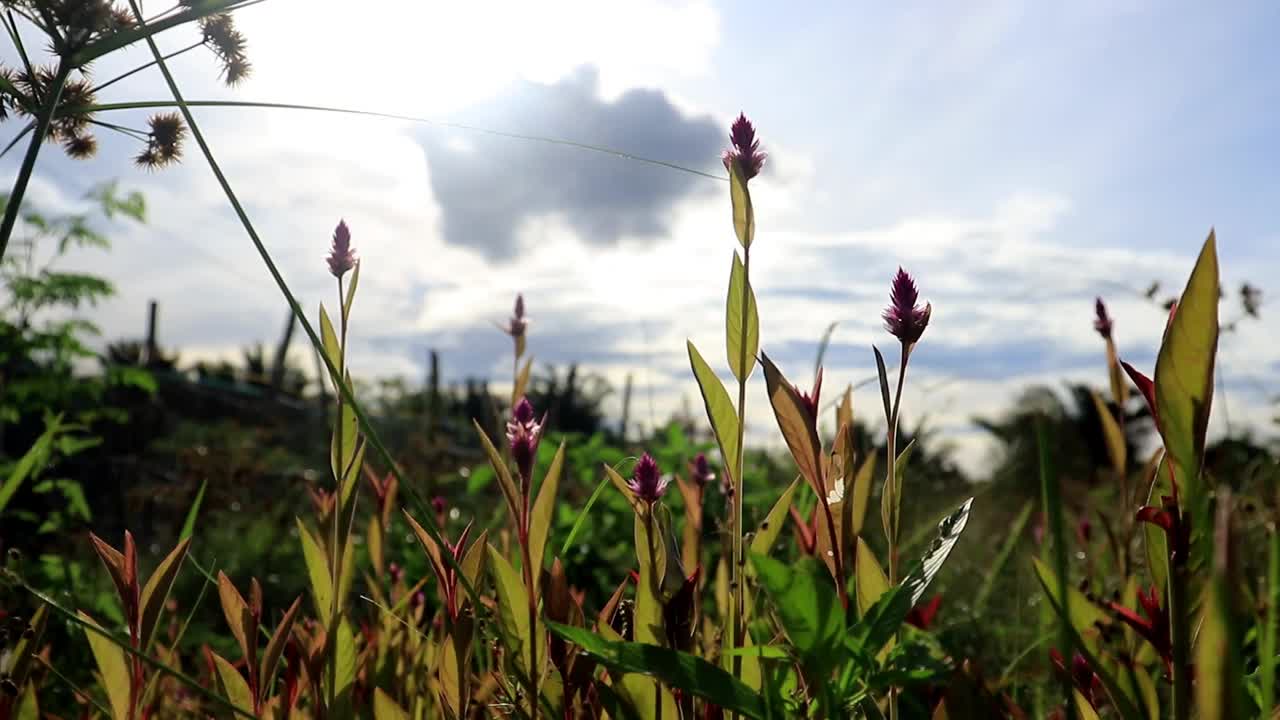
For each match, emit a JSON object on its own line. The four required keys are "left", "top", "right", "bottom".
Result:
{"left": 1, "top": 2, "right": 1279, "bottom": 719}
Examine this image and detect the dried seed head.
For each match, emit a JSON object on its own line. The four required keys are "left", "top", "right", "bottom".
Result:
{"left": 200, "top": 13, "right": 252, "bottom": 86}
{"left": 63, "top": 132, "right": 97, "bottom": 159}
{"left": 135, "top": 113, "right": 186, "bottom": 169}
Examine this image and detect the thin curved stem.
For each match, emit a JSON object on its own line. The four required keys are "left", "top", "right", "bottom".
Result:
{"left": 80, "top": 99, "right": 728, "bottom": 181}
{"left": 0, "top": 61, "right": 71, "bottom": 265}
{"left": 90, "top": 41, "right": 203, "bottom": 94}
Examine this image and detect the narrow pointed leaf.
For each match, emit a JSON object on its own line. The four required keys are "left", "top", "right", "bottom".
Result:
{"left": 373, "top": 687, "right": 409, "bottom": 720}
{"left": 872, "top": 345, "right": 892, "bottom": 425}
{"left": 747, "top": 476, "right": 801, "bottom": 575}
{"left": 750, "top": 555, "right": 842, "bottom": 668}
{"left": 848, "top": 454, "right": 876, "bottom": 537}
{"left": 211, "top": 651, "right": 254, "bottom": 713}
{"left": 474, "top": 419, "right": 521, "bottom": 520}
{"left": 296, "top": 518, "right": 332, "bottom": 620}
{"left": 760, "top": 353, "right": 822, "bottom": 493}
{"left": 549, "top": 623, "right": 768, "bottom": 719}
{"left": 259, "top": 596, "right": 302, "bottom": 704}
{"left": 726, "top": 251, "right": 759, "bottom": 382}
{"left": 178, "top": 479, "right": 206, "bottom": 542}
{"left": 528, "top": 441, "right": 566, "bottom": 589}
{"left": 687, "top": 341, "right": 740, "bottom": 482}
{"left": 318, "top": 304, "right": 341, "bottom": 383}
{"left": 487, "top": 544, "right": 533, "bottom": 670}
{"left": 855, "top": 537, "right": 890, "bottom": 617}
{"left": 80, "top": 612, "right": 131, "bottom": 720}
{"left": 216, "top": 572, "right": 253, "bottom": 664}
{"left": 1090, "top": 391, "right": 1127, "bottom": 474}
{"left": 459, "top": 529, "right": 489, "bottom": 611}
{"left": 139, "top": 537, "right": 190, "bottom": 650}
{"left": 728, "top": 160, "right": 755, "bottom": 248}
{"left": 1153, "top": 231, "right": 1219, "bottom": 490}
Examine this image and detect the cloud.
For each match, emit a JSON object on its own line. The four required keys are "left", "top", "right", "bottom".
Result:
{"left": 416, "top": 67, "right": 724, "bottom": 259}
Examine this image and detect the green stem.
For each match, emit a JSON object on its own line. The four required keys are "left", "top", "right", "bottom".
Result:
{"left": 1170, "top": 534, "right": 1191, "bottom": 720}
{"left": 90, "top": 41, "right": 203, "bottom": 94}
{"left": 1263, "top": 528, "right": 1280, "bottom": 714}
{"left": 730, "top": 244, "right": 751, "bottom": 697}
{"left": 521, "top": 538, "right": 539, "bottom": 719}
{"left": 0, "top": 61, "right": 70, "bottom": 265}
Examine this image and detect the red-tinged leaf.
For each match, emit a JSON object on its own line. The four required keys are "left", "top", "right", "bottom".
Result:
{"left": 1153, "top": 231, "right": 1219, "bottom": 492}
{"left": 1136, "top": 506, "right": 1174, "bottom": 532}
{"left": 88, "top": 533, "right": 131, "bottom": 621}
{"left": 217, "top": 572, "right": 255, "bottom": 668}
{"left": 138, "top": 537, "right": 190, "bottom": 651}
{"left": 259, "top": 596, "right": 302, "bottom": 705}
{"left": 760, "top": 353, "right": 823, "bottom": 494}
{"left": 403, "top": 509, "right": 448, "bottom": 594}
{"left": 1122, "top": 361, "right": 1157, "bottom": 425}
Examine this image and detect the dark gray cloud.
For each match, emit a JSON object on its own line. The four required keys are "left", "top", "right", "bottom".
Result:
{"left": 417, "top": 66, "right": 723, "bottom": 260}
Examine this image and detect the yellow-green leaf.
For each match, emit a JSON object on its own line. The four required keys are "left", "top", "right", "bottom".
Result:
{"left": 296, "top": 518, "right": 332, "bottom": 620}
{"left": 688, "top": 341, "right": 740, "bottom": 483}
{"left": 1154, "top": 231, "right": 1218, "bottom": 492}
{"left": 1091, "top": 391, "right": 1127, "bottom": 475}
{"left": 459, "top": 529, "right": 489, "bottom": 611}
{"left": 855, "top": 538, "right": 890, "bottom": 617}
{"left": 211, "top": 650, "right": 254, "bottom": 714}
{"left": 138, "top": 537, "right": 189, "bottom": 650}
{"left": 216, "top": 572, "right": 253, "bottom": 663}
{"left": 14, "top": 681, "right": 38, "bottom": 720}
{"left": 528, "top": 441, "right": 565, "bottom": 591}
{"left": 333, "top": 619, "right": 357, "bottom": 702}
{"left": 633, "top": 512, "right": 667, "bottom": 646}
{"left": 259, "top": 596, "right": 302, "bottom": 704}
{"left": 726, "top": 251, "right": 759, "bottom": 382}
{"left": 1073, "top": 690, "right": 1102, "bottom": 720}
{"left": 373, "top": 687, "right": 409, "bottom": 720}
{"left": 728, "top": 160, "right": 755, "bottom": 248}
{"left": 318, "top": 304, "right": 341, "bottom": 382}
{"left": 342, "top": 259, "right": 360, "bottom": 321}
{"left": 1031, "top": 556, "right": 1112, "bottom": 652}
{"left": 760, "top": 353, "right": 822, "bottom": 494}
{"left": 1144, "top": 452, "right": 1171, "bottom": 592}
{"left": 474, "top": 419, "right": 521, "bottom": 521}
{"left": 80, "top": 612, "right": 131, "bottom": 720}
{"left": 848, "top": 454, "right": 876, "bottom": 538}
{"left": 487, "top": 544, "right": 533, "bottom": 670}
{"left": 881, "top": 439, "right": 916, "bottom": 547}
{"left": 747, "top": 476, "right": 801, "bottom": 575}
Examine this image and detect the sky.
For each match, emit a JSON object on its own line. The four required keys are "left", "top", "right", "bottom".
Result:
{"left": 3, "top": 0, "right": 1278, "bottom": 476}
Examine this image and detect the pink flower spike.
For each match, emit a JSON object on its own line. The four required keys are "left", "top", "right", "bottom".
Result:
{"left": 1093, "top": 297, "right": 1114, "bottom": 339}
{"left": 327, "top": 220, "right": 356, "bottom": 279}
{"left": 883, "top": 268, "right": 932, "bottom": 345}
{"left": 721, "top": 112, "right": 767, "bottom": 180}
{"left": 626, "top": 453, "right": 670, "bottom": 505}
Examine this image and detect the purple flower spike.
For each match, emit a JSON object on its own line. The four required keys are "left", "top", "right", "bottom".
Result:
{"left": 505, "top": 293, "right": 528, "bottom": 338}
{"left": 690, "top": 453, "right": 715, "bottom": 488}
{"left": 721, "top": 113, "right": 767, "bottom": 180}
{"left": 327, "top": 220, "right": 357, "bottom": 279}
{"left": 506, "top": 396, "right": 543, "bottom": 484}
{"left": 883, "top": 268, "right": 932, "bottom": 345}
{"left": 627, "top": 453, "right": 670, "bottom": 505}
{"left": 1094, "top": 297, "right": 1114, "bottom": 340}
{"left": 796, "top": 367, "right": 823, "bottom": 421}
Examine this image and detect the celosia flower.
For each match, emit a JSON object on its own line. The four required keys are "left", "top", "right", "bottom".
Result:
{"left": 506, "top": 397, "right": 544, "bottom": 484}
{"left": 627, "top": 453, "right": 670, "bottom": 505}
{"left": 689, "top": 453, "right": 715, "bottom": 487}
{"left": 1094, "top": 297, "right": 1113, "bottom": 339}
{"left": 504, "top": 294, "right": 528, "bottom": 339}
{"left": 883, "top": 268, "right": 932, "bottom": 345}
{"left": 721, "top": 112, "right": 767, "bottom": 180}
{"left": 327, "top": 220, "right": 356, "bottom": 279}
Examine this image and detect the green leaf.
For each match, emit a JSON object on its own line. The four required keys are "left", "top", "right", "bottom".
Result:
{"left": 847, "top": 454, "right": 876, "bottom": 538}
{"left": 296, "top": 518, "right": 332, "bottom": 620}
{"left": 487, "top": 544, "right": 533, "bottom": 671}
{"left": 726, "top": 251, "right": 759, "bottom": 382}
{"left": 855, "top": 538, "right": 890, "bottom": 618}
{"left": 527, "top": 441, "right": 565, "bottom": 591}
{"left": 1263, "top": 528, "right": 1280, "bottom": 713}
{"left": 80, "top": 612, "right": 131, "bottom": 720}
{"left": 902, "top": 497, "right": 973, "bottom": 607}
{"left": 211, "top": 650, "right": 254, "bottom": 713}
{"left": 1031, "top": 557, "right": 1112, "bottom": 651}
{"left": 138, "top": 537, "right": 190, "bottom": 650}
{"left": 746, "top": 476, "right": 801, "bottom": 575}
{"left": 634, "top": 513, "right": 667, "bottom": 647}
{"left": 333, "top": 619, "right": 357, "bottom": 703}
{"left": 728, "top": 160, "right": 755, "bottom": 248}
{"left": 1144, "top": 453, "right": 1171, "bottom": 592}
{"left": 1153, "top": 230, "right": 1219, "bottom": 494}
{"left": 760, "top": 353, "right": 822, "bottom": 494}
{"left": 687, "top": 341, "right": 740, "bottom": 481}
{"left": 1195, "top": 491, "right": 1245, "bottom": 720}
{"left": 0, "top": 419, "right": 59, "bottom": 515}
{"left": 475, "top": 419, "right": 521, "bottom": 521}
{"left": 178, "top": 479, "right": 206, "bottom": 542}
{"left": 259, "top": 596, "right": 302, "bottom": 704}
{"left": 549, "top": 623, "right": 769, "bottom": 719}
{"left": 373, "top": 687, "right": 409, "bottom": 720}
{"left": 849, "top": 578, "right": 913, "bottom": 656}
{"left": 752, "top": 554, "right": 843, "bottom": 668}
{"left": 881, "top": 438, "right": 916, "bottom": 548}
{"left": 318, "top": 304, "right": 341, "bottom": 383}
{"left": 343, "top": 258, "right": 360, "bottom": 321}
{"left": 1090, "top": 390, "right": 1127, "bottom": 474}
